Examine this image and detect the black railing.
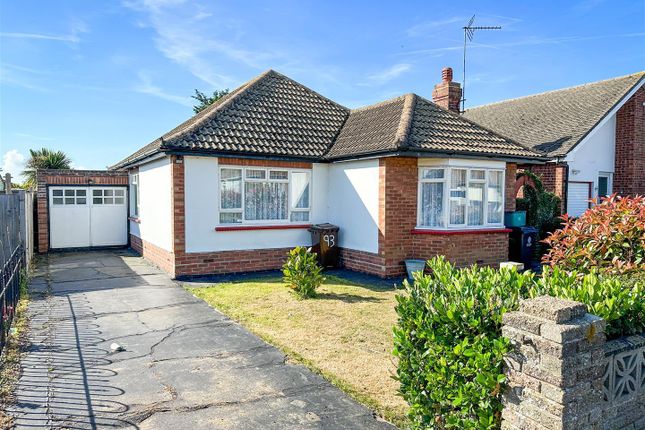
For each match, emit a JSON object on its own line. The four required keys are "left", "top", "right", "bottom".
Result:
{"left": 1, "top": 245, "right": 23, "bottom": 355}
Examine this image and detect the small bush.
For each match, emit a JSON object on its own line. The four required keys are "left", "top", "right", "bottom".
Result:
{"left": 529, "top": 267, "right": 645, "bottom": 339}
{"left": 393, "top": 257, "right": 534, "bottom": 429}
{"left": 394, "top": 258, "right": 644, "bottom": 428}
{"left": 282, "top": 246, "right": 325, "bottom": 299}
{"left": 542, "top": 194, "right": 645, "bottom": 274}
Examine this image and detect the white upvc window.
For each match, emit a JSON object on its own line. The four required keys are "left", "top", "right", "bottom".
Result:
{"left": 418, "top": 166, "right": 505, "bottom": 229}
{"left": 130, "top": 173, "right": 140, "bottom": 217}
{"left": 218, "top": 167, "right": 311, "bottom": 224}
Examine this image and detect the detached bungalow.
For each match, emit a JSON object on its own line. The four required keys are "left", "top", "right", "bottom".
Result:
{"left": 464, "top": 72, "right": 644, "bottom": 216}
{"left": 111, "top": 68, "right": 545, "bottom": 278}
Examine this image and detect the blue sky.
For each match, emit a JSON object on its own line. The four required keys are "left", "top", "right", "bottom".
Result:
{"left": 1, "top": 0, "right": 643, "bottom": 180}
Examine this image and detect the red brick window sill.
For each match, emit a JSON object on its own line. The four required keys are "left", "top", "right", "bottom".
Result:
{"left": 411, "top": 228, "right": 512, "bottom": 235}
{"left": 215, "top": 224, "right": 312, "bottom": 232}
{"left": 129, "top": 216, "right": 141, "bottom": 224}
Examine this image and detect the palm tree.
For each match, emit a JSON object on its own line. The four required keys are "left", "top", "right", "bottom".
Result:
{"left": 22, "top": 148, "right": 72, "bottom": 188}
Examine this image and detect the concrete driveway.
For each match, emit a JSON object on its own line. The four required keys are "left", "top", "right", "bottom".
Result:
{"left": 8, "top": 250, "right": 395, "bottom": 429}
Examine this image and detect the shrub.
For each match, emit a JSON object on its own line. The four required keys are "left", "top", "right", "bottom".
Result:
{"left": 529, "top": 267, "right": 645, "bottom": 339}
{"left": 282, "top": 246, "right": 325, "bottom": 299}
{"left": 542, "top": 194, "right": 645, "bottom": 274}
{"left": 394, "top": 258, "right": 644, "bottom": 428}
{"left": 516, "top": 171, "right": 562, "bottom": 258}
{"left": 393, "top": 257, "right": 534, "bottom": 429}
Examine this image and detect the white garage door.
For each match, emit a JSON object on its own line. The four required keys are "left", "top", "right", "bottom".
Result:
{"left": 49, "top": 186, "right": 128, "bottom": 249}
{"left": 567, "top": 182, "right": 591, "bottom": 218}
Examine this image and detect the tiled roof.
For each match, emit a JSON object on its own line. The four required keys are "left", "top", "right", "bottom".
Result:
{"left": 463, "top": 72, "right": 644, "bottom": 157}
{"left": 112, "top": 70, "right": 545, "bottom": 169}
{"left": 326, "top": 94, "right": 541, "bottom": 159}
{"left": 112, "top": 70, "right": 349, "bottom": 168}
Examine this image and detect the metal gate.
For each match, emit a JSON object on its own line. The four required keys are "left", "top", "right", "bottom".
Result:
{"left": 49, "top": 186, "right": 128, "bottom": 249}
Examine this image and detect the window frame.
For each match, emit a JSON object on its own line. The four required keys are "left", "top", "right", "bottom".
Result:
{"left": 130, "top": 173, "right": 140, "bottom": 217}
{"left": 417, "top": 165, "right": 506, "bottom": 230}
{"left": 218, "top": 166, "right": 312, "bottom": 225}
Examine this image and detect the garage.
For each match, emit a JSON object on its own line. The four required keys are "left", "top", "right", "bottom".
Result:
{"left": 566, "top": 181, "right": 591, "bottom": 218}
{"left": 49, "top": 186, "right": 128, "bottom": 249}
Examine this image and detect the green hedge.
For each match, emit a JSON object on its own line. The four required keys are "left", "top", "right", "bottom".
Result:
{"left": 393, "top": 257, "right": 644, "bottom": 429}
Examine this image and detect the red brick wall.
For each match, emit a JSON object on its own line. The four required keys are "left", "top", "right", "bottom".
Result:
{"left": 360, "top": 158, "right": 515, "bottom": 278}
{"left": 36, "top": 169, "right": 128, "bottom": 253}
{"left": 130, "top": 234, "right": 175, "bottom": 276}
{"left": 411, "top": 231, "right": 509, "bottom": 268}
{"left": 377, "top": 157, "right": 417, "bottom": 276}
{"left": 176, "top": 248, "right": 292, "bottom": 276}
{"left": 519, "top": 163, "right": 567, "bottom": 211}
{"left": 505, "top": 163, "right": 517, "bottom": 211}
{"left": 614, "top": 86, "right": 645, "bottom": 195}
{"left": 339, "top": 248, "right": 385, "bottom": 275}
{"left": 219, "top": 157, "right": 312, "bottom": 169}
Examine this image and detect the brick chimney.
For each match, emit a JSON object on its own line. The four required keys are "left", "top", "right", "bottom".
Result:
{"left": 432, "top": 67, "right": 462, "bottom": 113}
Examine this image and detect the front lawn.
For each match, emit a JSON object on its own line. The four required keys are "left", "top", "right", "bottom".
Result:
{"left": 187, "top": 275, "right": 407, "bottom": 426}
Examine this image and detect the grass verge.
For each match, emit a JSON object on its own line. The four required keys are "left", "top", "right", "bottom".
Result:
{"left": 0, "top": 269, "right": 32, "bottom": 428}
{"left": 187, "top": 275, "right": 408, "bottom": 428}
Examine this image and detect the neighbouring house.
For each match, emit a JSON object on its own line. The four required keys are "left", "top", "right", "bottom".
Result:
{"left": 464, "top": 72, "right": 644, "bottom": 216}
{"left": 109, "top": 67, "right": 545, "bottom": 278}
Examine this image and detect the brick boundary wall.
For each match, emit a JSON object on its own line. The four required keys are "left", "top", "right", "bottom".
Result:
{"left": 614, "top": 86, "right": 645, "bottom": 196}
{"left": 502, "top": 296, "right": 645, "bottom": 430}
{"left": 36, "top": 169, "right": 128, "bottom": 253}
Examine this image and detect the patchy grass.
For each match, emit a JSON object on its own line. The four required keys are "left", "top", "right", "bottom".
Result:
{"left": 0, "top": 269, "right": 32, "bottom": 428}
{"left": 188, "top": 275, "right": 407, "bottom": 426}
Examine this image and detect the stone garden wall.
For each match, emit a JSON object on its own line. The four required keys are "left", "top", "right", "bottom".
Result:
{"left": 501, "top": 295, "right": 645, "bottom": 430}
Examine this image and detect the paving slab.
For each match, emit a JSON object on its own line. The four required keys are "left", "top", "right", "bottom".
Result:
{"left": 7, "top": 250, "right": 395, "bottom": 429}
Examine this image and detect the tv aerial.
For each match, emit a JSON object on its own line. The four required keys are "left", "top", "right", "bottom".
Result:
{"left": 462, "top": 15, "right": 501, "bottom": 112}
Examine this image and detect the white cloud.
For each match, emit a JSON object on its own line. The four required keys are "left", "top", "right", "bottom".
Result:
{"left": 362, "top": 63, "right": 412, "bottom": 86}
{"left": 134, "top": 71, "right": 193, "bottom": 106}
{"left": 406, "top": 17, "right": 465, "bottom": 37}
{"left": 0, "top": 32, "right": 80, "bottom": 42}
{"left": 1, "top": 150, "right": 26, "bottom": 182}
{"left": 123, "top": 0, "right": 281, "bottom": 87}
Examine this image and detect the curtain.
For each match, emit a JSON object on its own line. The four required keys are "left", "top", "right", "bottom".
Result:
{"left": 450, "top": 169, "right": 467, "bottom": 224}
{"left": 487, "top": 171, "right": 504, "bottom": 223}
{"left": 244, "top": 182, "right": 288, "bottom": 220}
{"left": 421, "top": 182, "right": 444, "bottom": 227}
{"left": 467, "top": 182, "right": 484, "bottom": 225}
{"left": 220, "top": 169, "right": 242, "bottom": 209}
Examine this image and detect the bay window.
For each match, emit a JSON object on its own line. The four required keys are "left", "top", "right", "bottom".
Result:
{"left": 418, "top": 166, "right": 505, "bottom": 228}
{"left": 219, "top": 167, "right": 311, "bottom": 224}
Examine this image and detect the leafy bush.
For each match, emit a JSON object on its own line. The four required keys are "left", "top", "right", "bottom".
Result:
{"left": 542, "top": 194, "right": 645, "bottom": 274}
{"left": 394, "top": 257, "right": 644, "bottom": 428}
{"left": 528, "top": 267, "right": 644, "bottom": 339}
{"left": 516, "top": 171, "right": 562, "bottom": 258}
{"left": 393, "top": 257, "right": 533, "bottom": 429}
{"left": 282, "top": 247, "right": 325, "bottom": 299}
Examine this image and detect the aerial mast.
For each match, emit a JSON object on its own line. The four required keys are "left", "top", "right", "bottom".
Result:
{"left": 462, "top": 15, "right": 501, "bottom": 112}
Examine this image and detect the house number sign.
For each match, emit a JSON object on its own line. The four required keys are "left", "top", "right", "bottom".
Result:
{"left": 323, "top": 234, "right": 335, "bottom": 247}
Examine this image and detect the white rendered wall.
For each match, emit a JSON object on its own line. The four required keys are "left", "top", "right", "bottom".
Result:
{"left": 130, "top": 157, "right": 172, "bottom": 251}
{"left": 184, "top": 156, "right": 329, "bottom": 252}
{"left": 327, "top": 159, "right": 380, "bottom": 253}
{"left": 565, "top": 114, "right": 616, "bottom": 200}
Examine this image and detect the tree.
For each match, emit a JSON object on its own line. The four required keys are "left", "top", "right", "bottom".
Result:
{"left": 191, "top": 89, "right": 230, "bottom": 114}
{"left": 22, "top": 148, "right": 72, "bottom": 188}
